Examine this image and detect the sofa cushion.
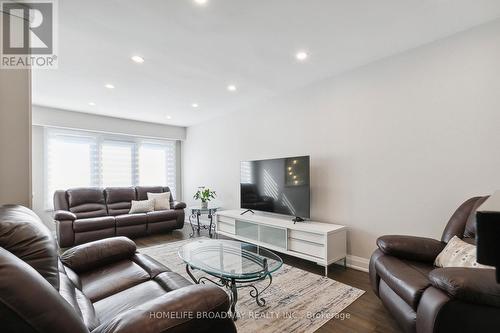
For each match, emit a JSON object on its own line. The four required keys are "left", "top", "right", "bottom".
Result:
{"left": 67, "top": 188, "right": 107, "bottom": 219}
{"left": 375, "top": 254, "right": 433, "bottom": 310}
{"left": 73, "top": 216, "right": 115, "bottom": 232}
{"left": 129, "top": 200, "right": 155, "bottom": 214}
{"left": 147, "top": 191, "right": 171, "bottom": 211}
{"left": 105, "top": 187, "right": 136, "bottom": 216}
{"left": 93, "top": 280, "right": 167, "bottom": 324}
{"left": 435, "top": 236, "right": 493, "bottom": 269}
{"left": 136, "top": 186, "right": 164, "bottom": 200}
{"left": 80, "top": 260, "right": 150, "bottom": 302}
{"left": 115, "top": 213, "right": 147, "bottom": 227}
{"left": 146, "top": 210, "right": 178, "bottom": 223}
{"left": 163, "top": 186, "right": 174, "bottom": 203}
{"left": 155, "top": 271, "right": 192, "bottom": 292}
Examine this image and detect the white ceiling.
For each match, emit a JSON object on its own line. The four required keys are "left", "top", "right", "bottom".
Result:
{"left": 32, "top": 0, "right": 500, "bottom": 127}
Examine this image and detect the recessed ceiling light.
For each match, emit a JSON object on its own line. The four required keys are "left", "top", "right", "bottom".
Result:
{"left": 227, "top": 84, "right": 237, "bottom": 92}
{"left": 104, "top": 83, "right": 115, "bottom": 89}
{"left": 88, "top": 102, "right": 96, "bottom": 106}
{"left": 166, "top": 115, "right": 172, "bottom": 119}
{"left": 194, "top": 0, "right": 208, "bottom": 5}
{"left": 131, "top": 55, "right": 145, "bottom": 63}
{"left": 295, "top": 51, "right": 309, "bottom": 61}
{"left": 191, "top": 103, "right": 199, "bottom": 108}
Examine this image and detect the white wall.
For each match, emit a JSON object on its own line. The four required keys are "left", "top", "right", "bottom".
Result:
{"left": 0, "top": 68, "right": 32, "bottom": 207}
{"left": 183, "top": 20, "right": 500, "bottom": 267}
{"left": 0, "top": 12, "right": 32, "bottom": 207}
{"left": 32, "top": 106, "right": 186, "bottom": 229}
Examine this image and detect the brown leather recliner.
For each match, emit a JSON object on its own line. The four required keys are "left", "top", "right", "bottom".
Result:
{"left": 54, "top": 186, "right": 186, "bottom": 247}
{"left": 369, "top": 196, "right": 500, "bottom": 333}
{"left": 0, "top": 205, "right": 236, "bottom": 333}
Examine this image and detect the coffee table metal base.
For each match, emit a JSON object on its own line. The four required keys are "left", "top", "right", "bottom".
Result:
{"left": 185, "top": 264, "right": 272, "bottom": 320}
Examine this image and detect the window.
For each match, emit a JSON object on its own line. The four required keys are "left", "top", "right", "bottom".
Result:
{"left": 45, "top": 128, "right": 178, "bottom": 208}
{"left": 240, "top": 161, "right": 253, "bottom": 184}
{"left": 46, "top": 132, "right": 98, "bottom": 206}
{"left": 101, "top": 141, "right": 134, "bottom": 187}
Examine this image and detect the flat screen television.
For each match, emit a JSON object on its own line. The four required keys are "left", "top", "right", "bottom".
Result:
{"left": 240, "top": 156, "right": 310, "bottom": 220}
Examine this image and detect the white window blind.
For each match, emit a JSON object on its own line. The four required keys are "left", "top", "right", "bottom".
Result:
{"left": 101, "top": 141, "right": 134, "bottom": 187}
{"left": 240, "top": 161, "right": 253, "bottom": 184}
{"left": 47, "top": 132, "right": 98, "bottom": 207}
{"left": 45, "top": 128, "right": 178, "bottom": 208}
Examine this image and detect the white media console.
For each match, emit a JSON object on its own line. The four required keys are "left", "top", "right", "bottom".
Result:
{"left": 215, "top": 210, "right": 347, "bottom": 276}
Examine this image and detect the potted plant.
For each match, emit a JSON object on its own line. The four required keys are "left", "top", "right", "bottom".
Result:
{"left": 193, "top": 186, "right": 216, "bottom": 209}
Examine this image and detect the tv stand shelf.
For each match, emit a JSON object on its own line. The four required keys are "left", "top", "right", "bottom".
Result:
{"left": 215, "top": 210, "right": 347, "bottom": 276}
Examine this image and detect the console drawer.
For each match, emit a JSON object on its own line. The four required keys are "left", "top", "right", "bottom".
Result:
{"left": 288, "top": 238, "right": 324, "bottom": 259}
{"left": 288, "top": 230, "right": 324, "bottom": 244}
{"left": 218, "top": 221, "right": 235, "bottom": 234}
{"left": 217, "top": 216, "right": 235, "bottom": 225}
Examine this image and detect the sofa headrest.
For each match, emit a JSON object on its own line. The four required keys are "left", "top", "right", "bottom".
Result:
{"left": 67, "top": 188, "right": 107, "bottom": 219}
{"left": 104, "top": 187, "right": 136, "bottom": 204}
{"left": 104, "top": 187, "right": 136, "bottom": 216}
{"left": 441, "top": 196, "right": 489, "bottom": 243}
{"left": 136, "top": 186, "right": 172, "bottom": 201}
{"left": 0, "top": 205, "right": 60, "bottom": 290}
{"left": 67, "top": 188, "right": 105, "bottom": 207}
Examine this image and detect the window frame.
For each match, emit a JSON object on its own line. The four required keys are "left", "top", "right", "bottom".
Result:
{"left": 44, "top": 127, "right": 179, "bottom": 209}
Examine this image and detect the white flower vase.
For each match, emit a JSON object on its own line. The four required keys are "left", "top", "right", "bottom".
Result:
{"left": 201, "top": 201, "right": 208, "bottom": 209}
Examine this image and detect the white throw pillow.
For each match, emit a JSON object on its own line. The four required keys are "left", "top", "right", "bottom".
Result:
{"left": 129, "top": 199, "right": 155, "bottom": 214}
{"left": 147, "top": 192, "right": 171, "bottom": 211}
{"left": 434, "top": 236, "right": 493, "bottom": 269}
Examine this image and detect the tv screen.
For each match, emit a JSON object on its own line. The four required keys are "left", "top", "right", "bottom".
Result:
{"left": 240, "top": 156, "right": 310, "bottom": 218}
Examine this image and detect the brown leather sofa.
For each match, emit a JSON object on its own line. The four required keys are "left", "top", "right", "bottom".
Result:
{"left": 54, "top": 186, "right": 186, "bottom": 247}
{"left": 369, "top": 196, "right": 500, "bottom": 333}
{"left": 0, "top": 204, "right": 236, "bottom": 333}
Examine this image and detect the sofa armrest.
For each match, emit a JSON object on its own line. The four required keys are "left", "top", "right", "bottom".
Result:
{"left": 171, "top": 201, "right": 186, "bottom": 210}
{"left": 53, "top": 210, "right": 76, "bottom": 221}
{"left": 429, "top": 267, "right": 500, "bottom": 307}
{"left": 91, "top": 284, "right": 236, "bottom": 333}
{"left": 377, "top": 235, "right": 445, "bottom": 263}
{"left": 60, "top": 237, "right": 136, "bottom": 273}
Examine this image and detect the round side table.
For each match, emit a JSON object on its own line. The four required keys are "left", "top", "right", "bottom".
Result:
{"left": 187, "top": 206, "right": 219, "bottom": 238}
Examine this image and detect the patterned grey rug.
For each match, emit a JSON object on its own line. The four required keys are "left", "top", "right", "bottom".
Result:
{"left": 140, "top": 238, "right": 364, "bottom": 333}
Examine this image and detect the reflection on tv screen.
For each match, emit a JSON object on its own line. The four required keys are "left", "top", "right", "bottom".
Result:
{"left": 240, "top": 156, "right": 310, "bottom": 218}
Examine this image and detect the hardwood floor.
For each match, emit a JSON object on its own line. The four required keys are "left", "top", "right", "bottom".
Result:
{"left": 134, "top": 225, "right": 402, "bottom": 333}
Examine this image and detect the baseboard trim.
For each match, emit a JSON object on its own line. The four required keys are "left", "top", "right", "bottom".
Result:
{"left": 334, "top": 255, "right": 369, "bottom": 272}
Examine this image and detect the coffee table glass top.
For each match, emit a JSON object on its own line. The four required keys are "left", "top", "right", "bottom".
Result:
{"left": 178, "top": 239, "right": 283, "bottom": 280}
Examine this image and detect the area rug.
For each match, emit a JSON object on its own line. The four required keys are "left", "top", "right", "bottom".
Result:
{"left": 139, "top": 238, "right": 364, "bottom": 333}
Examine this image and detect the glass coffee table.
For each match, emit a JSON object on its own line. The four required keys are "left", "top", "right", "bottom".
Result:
{"left": 178, "top": 239, "right": 283, "bottom": 320}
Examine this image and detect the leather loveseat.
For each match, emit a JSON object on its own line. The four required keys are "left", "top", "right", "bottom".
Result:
{"left": 369, "top": 196, "right": 500, "bottom": 333}
{"left": 54, "top": 186, "right": 186, "bottom": 247}
{"left": 0, "top": 204, "right": 236, "bottom": 333}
